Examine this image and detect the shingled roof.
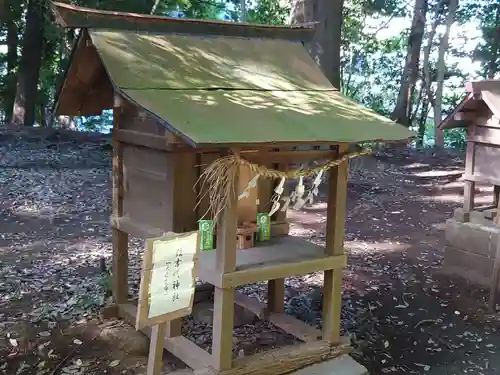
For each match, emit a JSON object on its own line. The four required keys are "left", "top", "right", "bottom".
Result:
{"left": 52, "top": 1, "right": 415, "bottom": 147}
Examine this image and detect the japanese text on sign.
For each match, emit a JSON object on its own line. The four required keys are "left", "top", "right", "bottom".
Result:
{"left": 144, "top": 232, "right": 198, "bottom": 321}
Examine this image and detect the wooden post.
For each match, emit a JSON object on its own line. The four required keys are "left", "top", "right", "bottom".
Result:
{"left": 146, "top": 324, "right": 166, "bottom": 375}
{"left": 212, "top": 156, "right": 239, "bottom": 370}
{"left": 112, "top": 93, "right": 129, "bottom": 304}
{"left": 489, "top": 192, "right": 500, "bottom": 312}
{"left": 463, "top": 126, "right": 476, "bottom": 218}
{"left": 268, "top": 280, "right": 285, "bottom": 313}
{"left": 259, "top": 148, "right": 286, "bottom": 314}
{"left": 322, "top": 144, "right": 348, "bottom": 344}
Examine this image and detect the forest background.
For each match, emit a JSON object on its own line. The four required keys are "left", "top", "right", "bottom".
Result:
{"left": 1, "top": 0, "right": 498, "bottom": 149}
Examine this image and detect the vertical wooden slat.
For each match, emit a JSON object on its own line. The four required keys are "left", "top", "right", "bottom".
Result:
{"left": 112, "top": 95, "right": 129, "bottom": 304}
{"left": 322, "top": 143, "right": 348, "bottom": 344}
{"left": 212, "top": 155, "right": 239, "bottom": 370}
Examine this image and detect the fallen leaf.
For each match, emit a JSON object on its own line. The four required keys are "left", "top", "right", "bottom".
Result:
{"left": 38, "top": 331, "right": 51, "bottom": 337}
{"left": 48, "top": 349, "right": 57, "bottom": 359}
{"left": 109, "top": 360, "right": 120, "bottom": 367}
{"left": 73, "top": 339, "right": 83, "bottom": 345}
{"left": 61, "top": 366, "right": 79, "bottom": 374}
{"left": 9, "top": 338, "right": 18, "bottom": 347}
{"left": 415, "top": 363, "right": 431, "bottom": 371}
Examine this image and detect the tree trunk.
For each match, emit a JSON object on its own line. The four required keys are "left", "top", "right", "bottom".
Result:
{"left": 392, "top": 0, "right": 428, "bottom": 127}
{"left": 289, "top": 0, "right": 344, "bottom": 88}
{"left": 417, "top": 97, "right": 429, "bottom": 147}
{"left": 4, "top": 0, "right": 19, "bottom": 124}
{"left": 433, "top": 0, "right": 458, "bottom": 148}
{"left": 11, "top": 0, "right": 45, "bottom": 127}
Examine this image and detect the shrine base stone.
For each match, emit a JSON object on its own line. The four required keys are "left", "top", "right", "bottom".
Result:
{"left": 442, "top": 215, "right": 500, "bottom": 286}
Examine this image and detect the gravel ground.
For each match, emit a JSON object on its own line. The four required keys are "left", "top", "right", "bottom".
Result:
{"left": 1, "top": 129, "right": 500, "bottom": 375}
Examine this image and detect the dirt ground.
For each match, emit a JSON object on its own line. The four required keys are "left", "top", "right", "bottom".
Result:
{"left": 1, "top": 130, "right": 500, "bottom": 375}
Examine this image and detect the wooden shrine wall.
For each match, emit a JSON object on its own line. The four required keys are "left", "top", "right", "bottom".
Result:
{"left": 117, "top": 100, "right": 198, "bottom": 234}
{"left": 466, "top": 108, "right": 500, "bottom": 186}
{"left": 114, "top": 98, "right": 293, "bottom": 232}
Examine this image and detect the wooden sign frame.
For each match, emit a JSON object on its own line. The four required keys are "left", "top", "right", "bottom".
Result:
{"left": 136, "top": 230, "right": 200, "bottom": 330}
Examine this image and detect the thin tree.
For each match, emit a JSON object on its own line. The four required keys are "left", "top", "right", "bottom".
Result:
{"left": 433, "top": 0, "right": 458, "bottom": 147}
{"left": 392, "top": 0, "right": 429, "bottom": 127}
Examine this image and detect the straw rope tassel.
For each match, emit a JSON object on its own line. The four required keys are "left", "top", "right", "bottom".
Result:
{"left": 194, "top": 147, "right": 372, "bottom": 223}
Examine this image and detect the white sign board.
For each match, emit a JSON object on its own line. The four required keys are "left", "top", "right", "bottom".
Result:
{"left": 136, "top": 231, "right": 199, "bottom": 330}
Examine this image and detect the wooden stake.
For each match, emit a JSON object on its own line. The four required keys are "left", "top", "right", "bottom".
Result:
{"left": 146, "top": 324, "right": 166, "bottom": 375}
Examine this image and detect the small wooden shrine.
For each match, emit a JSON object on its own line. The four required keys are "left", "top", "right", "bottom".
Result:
{"left": 439, "top": 79, "right": 500, "bottom": 286}
{"left": 51, "top": 2, "right": 414, "bottom": 374}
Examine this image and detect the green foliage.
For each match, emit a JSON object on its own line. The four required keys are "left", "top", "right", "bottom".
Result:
{"left": 444, "top": 128, "right": 467, "bottom": 149}
{"left": 471, "top": 0, "right": 500, "bottom": 77}
{"left": 1, "top": 0, "right": 499, "bottom": 151}
{"left": 247, "top": 0, "right": 290, "bottom": 24}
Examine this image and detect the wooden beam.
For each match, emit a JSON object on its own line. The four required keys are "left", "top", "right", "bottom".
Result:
{"left": 242, "top": 149, "right": 335, "bottom": 164}
{"left": 218, "top": 254, "right": 347, "bottom": 289}
{"left": 51, "top": 1, "right": 316, "bottom": 42}
{"left": 470, "top": 80, "right": 500, "bottom": 93}
{"left": 234, "top": 292, "right": 267, "bottom": 319}
{"left": 111, "top": 215, "right": 166, "bottom": 238}
{"left": 463, "top": 173, "right": 500, "bottom": 187}
{"left": 195, "top": 339, "right": 351, "bottom": 375}
{"left": 481, "top": 90, "right": 500, "bottom": 119}
{"left": 470, "top": 125, "right": 500, "bottom": 146}
{"left": 233, "top": 293, "right": 321, "bottom": 342}
{"left": 268, "top": 313, "right": 321, "bottom": 342}
{"left": 470, "top": 135, "right": 500, "bottom": 146}
{"left": 114, "top": 129, "right": 172, "bottom": 151}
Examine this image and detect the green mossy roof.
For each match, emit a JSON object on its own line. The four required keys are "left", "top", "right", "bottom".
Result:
{"left": 89, "top": 30, "right": 415, "bottom": 146}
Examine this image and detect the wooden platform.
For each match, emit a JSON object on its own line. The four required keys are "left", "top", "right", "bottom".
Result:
{"left": 117, "top": 302, "right": 351, "bottom": 375}
{"left": 198, "top": 236, "right": 347, "bottom": 288}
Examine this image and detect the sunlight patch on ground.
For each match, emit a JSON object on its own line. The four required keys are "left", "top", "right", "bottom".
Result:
{"left": 419, "top": 194, "right": 492, "bottom": 205}
{"left": 345, "top": 240, "right": 409, "bottom": 254}
{"left": 411, "top": 169, "right": 463, "bottom": 178}
{"left": 402, "top": 162, "right": 430, "bottom": 170}
{"left": 287, "top": 203, "right": 329, "bottom": 225}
